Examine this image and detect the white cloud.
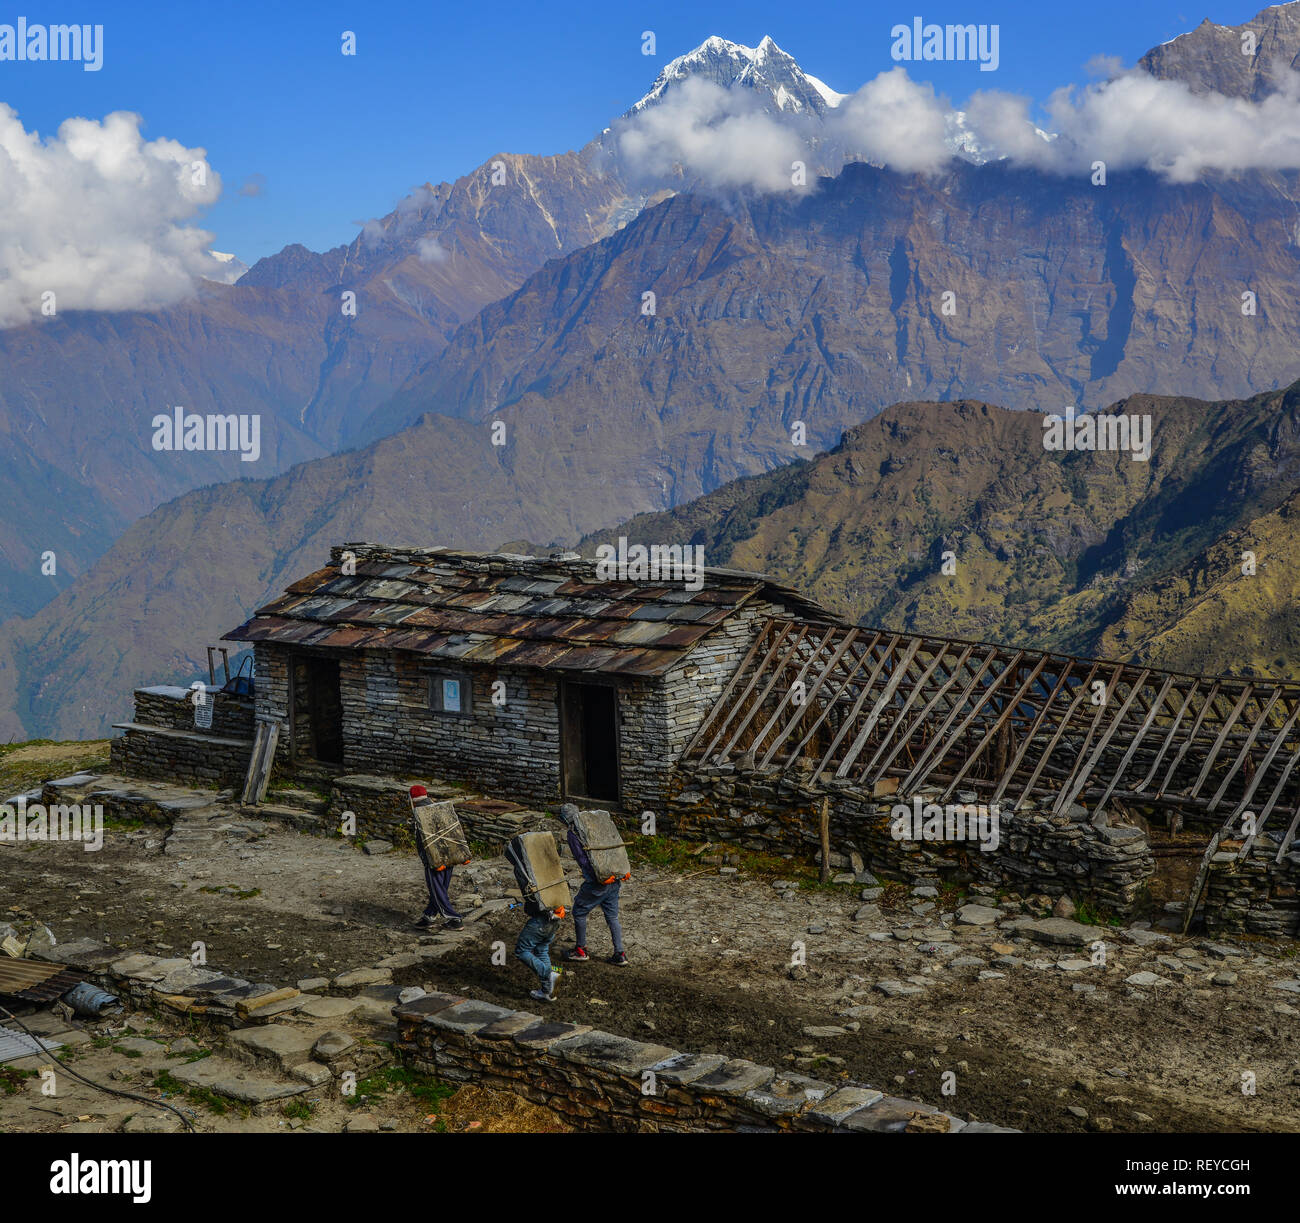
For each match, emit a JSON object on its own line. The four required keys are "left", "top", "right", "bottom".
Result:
{"left": 1027, "top": 70, "right": 1300, "bottom": 180}
{"left": 615, "top": 59, "right": 1300, "bottom": 191}
{"left": 614, "top": 76, "right": 810, "bottom": 193}
{"left": 0, "top": 105, "right": 222, "bottom": 327}
{"left": 830, "top": 68, "right": 952, "bottom": 174}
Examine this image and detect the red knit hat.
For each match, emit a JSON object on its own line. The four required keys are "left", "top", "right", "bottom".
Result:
{"left": 409, "top": 784, "right": 427, "bottom": 799}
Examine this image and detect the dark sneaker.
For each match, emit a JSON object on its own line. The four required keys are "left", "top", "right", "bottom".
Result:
{"left": 414, "top": 915, "right": 436, "bottom": 929}
{"left": 608, "top": 951, "right": 629, "bottom": 967}
{"left": 563, "top": 946, "right": 589, "bottom": 962}
{"left": 442, "top": 917, "right": 464, "bottom": 931}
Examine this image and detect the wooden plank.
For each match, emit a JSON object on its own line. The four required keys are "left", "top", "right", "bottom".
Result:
{"left": 857, "top": 646, "right": 954, "bottom": 778}
{"left": 1090, "top": 674, "right": 1176, "bottom": 813}
{"left": 898, "top": 648, "right": 1005, "bottom": 794}
{"left": 747, "top": 625, "right": 843, "bottom": 760}
{"left": 772, "top": 631, "right": 882, "bottom": 770}
{"left": 1155, "top": 681, "right": 1223, "bottom": 797}
{"left": 940, "top": 654, "right": 1048, "bottom": 801}
{"left": 757, "top": 627, "right": 862, "bottom": 766}
{"left": 812, "top": 635, "right": 902, "bottom": 777}
{"left": 241, "top": 718, "right": 281, "bottom": 806}
{"left": 833, "top": 637, "right": 924, "bottom": 779}
{"left": 1181, "top": 685, "right": 1255, "bottom": 801}
{"left": 1222, "top": 697, "right": 1300, "bottom": 821}
{"left": 1053, "top": 667, "right": 1150, "bottom": 816}
{"left": 818, "top": 795, "right": 831, "bottom": 884}
{"left": 697, "top": 621, "right": 794, "bottom": 762}
{"left": 868, "top": 646, "right": 978, "bottom": 780}
{"left": 717, "top": 625, "right": 811, "bottom": 756}
{"left": 1180, "top": 830, "right": 1223, "bottom": 936}
{"left": 683, "top": 619, "right": 776, "bottom": 757}
{"left": 989, "top": 664, "right": 1076, "bottom": 804}
{"left": 1131, "top": 680, "right": 1200, "bottom": 793}
{"left": 1015, "top": 662, "right": 1102, "bottom": 803}
{"left": 906, "top": 651, "right": 1027, "bottom": 795}
{"left": 1202, "top": 689, "right": 1283, "bottom": 813}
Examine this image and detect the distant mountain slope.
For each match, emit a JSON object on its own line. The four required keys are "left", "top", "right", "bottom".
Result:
{"left": 0, "top": 33, "right": 849, "bottom": 628}
{"left": 362, "top": 158, "right": 1300, "bottom": 450}
{"left": 8, "top": 380, "right": 1300, "bottom": 742}
{"left": 582, "top": 384, "right": 1300, "bottom": 676}
{"left": 1096, "top": 486, "right": 1300, "bottom": 675}
{"left": 1139, "top": 2, "right": 1300, "bottom": 98}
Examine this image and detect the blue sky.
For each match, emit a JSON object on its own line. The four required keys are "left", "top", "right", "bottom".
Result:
{"left": 0, "top": 0, "right": 1271, "bottom": 263}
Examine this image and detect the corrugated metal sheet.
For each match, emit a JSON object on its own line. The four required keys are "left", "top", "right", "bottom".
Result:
{"left": 0, "top": 957, "right": 84, "bottom": 1004}
{"left": 0, "top": 1025, "right": 63, "bottom": 1063}
{"left": 224, "top": 543, "right": 839, "bottom": 676}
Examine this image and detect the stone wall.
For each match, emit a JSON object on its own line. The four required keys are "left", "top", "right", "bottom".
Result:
{"left": 109, "top": 687, "right": 254, "bottom": 788}
{"left": 618, "top": 607, "right": 766, "bottom": 805}
{"left": 1203, "top": 837, "right": 1300, "bottom": 937}
{"left": 324, "top": 774, "right": 554, "bottom": 849}
{"left": 253, "top": 608, "right": 774, "bottom": 815}
{"left": 394, "top": 990, "right": 1011, "bottom": 1134}
{"left": 664, "top": 765, "right": 1155, "bottom": 915}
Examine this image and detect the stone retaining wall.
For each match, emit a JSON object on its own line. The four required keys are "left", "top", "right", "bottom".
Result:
{"left": 665, "top": 766, "right": 1154, "bottom": 915}
{"left": 324, "top": 774, "right": 553, "bottom": 848}
{"left": 108, "top": 687, "right": 255, "bottom": 789}
{"left": 1203, "top": 838, "right": 1300, "bottom": 937}
{"left": 394, "top": 990, "right": 1013, "bottom": 1134}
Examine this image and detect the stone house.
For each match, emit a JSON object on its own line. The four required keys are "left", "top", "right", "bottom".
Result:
{"left": 216, "top": 542, "right": 832, "bottom": 811}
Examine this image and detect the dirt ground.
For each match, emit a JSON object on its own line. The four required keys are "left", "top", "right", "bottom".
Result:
{"left": 3, "top": 787, "right": 1300, "bottom": 1134}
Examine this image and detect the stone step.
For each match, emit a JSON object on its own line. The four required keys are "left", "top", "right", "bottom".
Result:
{"left": 229, "top": 1023, "right": 331, "bottom": 1073}
{"left": 169, "top": 1056, "right": 314, "bottom": 1112}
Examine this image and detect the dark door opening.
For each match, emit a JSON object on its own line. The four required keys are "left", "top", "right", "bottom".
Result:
{"left": 303, "top": 657, "right": 344, "bottom": 764}
{"left": 560, "top": 681, "right": 620, "bottom": 802}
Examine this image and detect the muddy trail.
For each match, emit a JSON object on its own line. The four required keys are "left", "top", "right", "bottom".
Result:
{"left": 5, "top": 803, "right": 1298, "bottom": 1135}
{"left": 395, "top": 912, "right": 1277, "bottom": 1136}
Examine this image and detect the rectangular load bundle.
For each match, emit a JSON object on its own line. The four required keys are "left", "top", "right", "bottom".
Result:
{"left": 505, "top": 831, "right": 571, "bottom": 911}
{"left": 570, "top": 808, "right": 631, "bottom": 883}
{"left": 408, "top": 787, "right": 471, "bottom": 869}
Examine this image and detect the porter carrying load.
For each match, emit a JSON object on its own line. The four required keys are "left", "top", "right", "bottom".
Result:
{"left": 408, "top": 787, "right": 471, "bottom": 870}
{"left": 505, "top": 831, "right": 571, "bottom": 912}
{"left": 566, "top": 808, "right": 631, "bottom": 884}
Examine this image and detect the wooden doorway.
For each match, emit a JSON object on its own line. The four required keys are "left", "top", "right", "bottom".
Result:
{"left": 291, "top": 654, "right": 344, "bottom": 764}
{"left": 559, "top": 680, "right": 621, "bottom": 803}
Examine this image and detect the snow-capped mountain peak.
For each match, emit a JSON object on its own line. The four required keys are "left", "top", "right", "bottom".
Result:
{"left": 627, "top": 35, "right": 845, "bottom": 117}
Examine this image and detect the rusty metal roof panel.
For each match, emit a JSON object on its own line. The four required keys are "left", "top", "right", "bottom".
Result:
{"left": 546, "top": 646, "right": 628, "bottom": 672}
{"left": 601, "top": 648, "right": 680, "bottom": 676}
{"left": 485, "top": 639, "right": 576, "bottom": 668}
{"left": 628, "top": 604, "right": 680, "bottom": 622}
{"left": 662, "top": 603, "right": 714, "bottom": 622}
{"left": 284, "top": 566, "right": 339, "bottom": 595}
{"left": 0, "top": 957, "right": 84, "bottom": 1004}
{"left": 223, "top": 545, "right": 843, "bottom": 675}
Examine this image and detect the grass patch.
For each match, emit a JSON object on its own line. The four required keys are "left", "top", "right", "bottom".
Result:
{"left": 282, "top": 1097, "right": 314, "bottom": 1121}
{"left": 0, "top": 738, "right": 110, "bottom": 796}
{"left": 628, "top": 833, "right": 861, "bottom": 893}
{"left": 1073, "top": 900, "right": 1122, "bottom": 927}
{"left": 153, "top": 1069, "right": 245, "bottom": 1117}
{"left": 198, "top": 885, "right": 262, "bottom": 900}
{"left": 0, "top": 1066, "right": 37, "bottom": 1095}
{"left": 349, "top": 1065, "right": 456, "bottom": 1110}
